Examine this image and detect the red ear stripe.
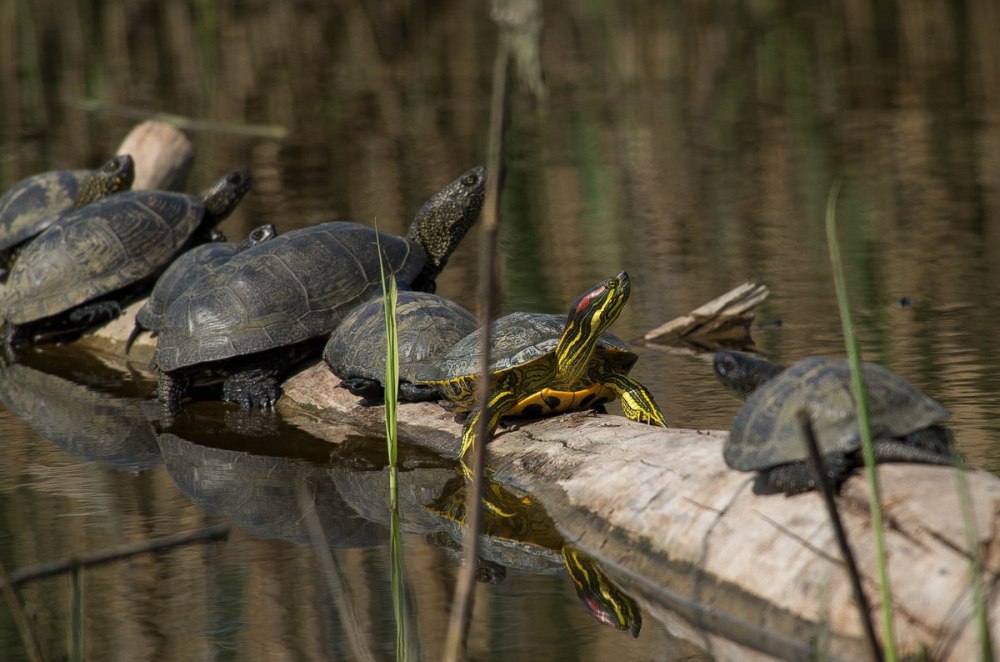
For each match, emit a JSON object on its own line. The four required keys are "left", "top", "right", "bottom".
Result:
{"left": 575, "top": 285, "right": 606, "bottom": 314}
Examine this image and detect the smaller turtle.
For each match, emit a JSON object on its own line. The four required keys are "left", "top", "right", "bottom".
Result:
{"left": 418, "top": 271, "right": 667, "bottom": 466}
{"left": 324, "top": 291, "right": 478, "bottom": 402}
{"left": 0, "top": 154, "right": 135, "bottom": 270}
{"left": 2, "top": 169, "right": 251, "bottom": 347}
{"left": 126, "top": 223, "right": 277, "bottom": 353}
{"left": 722, "top": 355, "right": 956, "bottom": 495}
{"left": 712, "top": 350, "right": 785, "bottom": 399}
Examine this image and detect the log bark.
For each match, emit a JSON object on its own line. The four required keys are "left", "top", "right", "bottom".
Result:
{"left": 91, "top": 306, "right": 1000, "bottom": 661}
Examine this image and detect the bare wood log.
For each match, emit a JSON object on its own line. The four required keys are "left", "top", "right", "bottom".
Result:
{"left": 643, "top": 281, "right": 770, "bottom": 348}
{"left": 86, "top": 303, "right": 999, "bottom": 660}
{"left": 114, "top": 120, "right": 196, "bottom": 191}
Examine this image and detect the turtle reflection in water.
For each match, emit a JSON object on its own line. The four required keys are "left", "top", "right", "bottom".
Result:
{"left": 427, "top": 477, "right": 642, "bottom": 637}
{"left": 0, "top": 356, "right": 160, "bottom": 472}
{"left": 713, "top": 351, "right": 956, "bottom": 495}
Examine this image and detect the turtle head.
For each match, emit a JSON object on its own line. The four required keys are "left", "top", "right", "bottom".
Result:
{"left": 200, "top": 168, "right": 252, "bottom": 224}
{"left": 556, "top": 271, "right": 631, "bottom": 384}
{"left": 713, "top": 350, "right": 784, "bottom": 399}
{"left": 73, "top": 154, "right": 135, "bottom": 209}
{"left": 406, "top": 165, "right": 487, "bottom": 292}
{"left": 237, "top": 223, "right": 277, "bottom": 251}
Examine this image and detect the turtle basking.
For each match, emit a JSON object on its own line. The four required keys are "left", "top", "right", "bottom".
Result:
{"left": 0, "top": 154, "right": 135, "bottom": 272}
{"left": 154, "top": 165, "right": 487, "bottom": 412}
{"left": 712, "top": 350, "right": 786, "bottom": 399}
{"left": 125, "top": 224, "right": 278, "bottom": 353}
{"left": 417, "top": 271, "right": 667, "bottom": 467}
{"left": 324, "top": 291, "right": 478, "bottom": 402}
{"left": 1, "top": 169, "right": 251, "bottom": 347}
{"left": 717, "top": 353, "right": 956, "bottom": 495}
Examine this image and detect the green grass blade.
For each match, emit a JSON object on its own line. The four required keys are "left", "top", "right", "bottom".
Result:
{"left": 824, "top": 181, "right": 896, "bottom": 660}
{"left": 373, "top": 222, "right": 407, "bottom": 660}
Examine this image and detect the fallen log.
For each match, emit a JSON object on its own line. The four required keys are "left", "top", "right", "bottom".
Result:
{"left": 641, "top": 280, "right": 770, "bottom": 350}
{"left": 89, "top": 305, "right": 1000, "bottom": 661}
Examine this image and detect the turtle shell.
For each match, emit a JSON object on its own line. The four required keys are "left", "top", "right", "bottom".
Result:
{"left": 324, "top": 291, "right": 478, "bottom": 385}
{"left": 154, "top": 222, "right": 426, "bottom": 372}
{"left": 3, "top": 189, "right": 210, "bottom": 325}
{"left": 724, "top": 356, "right": 950, "bottom": 471}
{"left": 136, "top": 225, "right": 277, "bottom": 333}
{"left": 135, "top": 241, "right": 240, "bottom": 332}
{"left": 0, "top": 169, "right": 93, "bottom": 251}
{"left": 418, "top": 312, "right": 637, "bottom": 402}
{"left": 0, "top": 155, "right": 135, "bottom": 255}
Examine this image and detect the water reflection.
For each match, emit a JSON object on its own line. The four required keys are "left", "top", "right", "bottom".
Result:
{"left": 158, "top": 433, "right": 388, "bottom": 549}
{"left": 0, "top": 350, "right": 160, "bottom": 472}
{"left": 161, "top": 405, "right": 646, "bottom": 639}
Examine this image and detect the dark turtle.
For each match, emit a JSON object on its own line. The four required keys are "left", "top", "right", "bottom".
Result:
{"left": 417, "top": 272, "right": 667, "bottom": 469}
{"left": 1, "top": 169, "right": 251, "bottom": 347}
{"left": 712, "top": 350, "right": 786, "bottom": 399}
{"left": 126, "top": 223, "right": 277, "bottom": 353}
{"left": 154, "top": 165, "right": 486, "bottom": 412}
{"left": 721, "top": 355, "right": 956, "bottom": 495}
{"left": 0, "top": 154, "right": 135, "bottom": 270}
{"left": 323, "top": 291, "right": 478, "bottom": 402}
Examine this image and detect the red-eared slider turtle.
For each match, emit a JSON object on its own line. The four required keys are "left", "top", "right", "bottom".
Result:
{"left": 324, "top": 291, "right": 478, "bottom": 402}
{"left": 722, "top": 355, "right": 955, "bottom": 494}
{"left": 0, "top": 155, "right": 135, "bottom": 270}
{"left": 154, "top": 165, "right": 486, "bottom": 412}
{"left": 418, "top": 271, "right": 667, "bottom": 466}
{"left": 126, "top": 223, "right": 277, "bottom": 353}
{"left": 1, "top": 169, "right": 251, "bottom": 347}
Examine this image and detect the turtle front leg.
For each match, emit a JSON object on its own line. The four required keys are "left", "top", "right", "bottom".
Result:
{"left": 602, "top": 373, "right": 667, "bottom": 427}
{"left": 69, "top": 300, "right": 122, "bottom": 325}
{"left": 458, "top": 389, "right": 518, "bottom": 475}
{"left": 759, "top": 454, "right": 855, "bottom": 495}
{"left": 223, "top": 366, "right": 283, "bottom": 409}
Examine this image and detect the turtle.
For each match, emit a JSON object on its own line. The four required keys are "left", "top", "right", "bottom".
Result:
{"left": 153, "top": 164, "right": 487, "bottom": 412}
{"left": 721, "top": 355, "right": 956, "bottom": 495}
{"left": 125, "top": 223, "right": 278, "bottom": 353}
{"left": 417, "top": 271, "right": 667, "bottom": 467}
{"left": 1, "top": 169, "right": 251, "bottom": 347}
{"left": 323, "top": 290, "right": 478, "bottom": 402}
{"left": 712, "top": 350, "right": 786, "bottom": 399}
{"left": 0, "top": 154, "right": 135, "bottom": 270}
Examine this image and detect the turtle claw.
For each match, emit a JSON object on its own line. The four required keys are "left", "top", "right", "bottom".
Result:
{"left": 222, "top": 373, "right": 282, "bottom": 409}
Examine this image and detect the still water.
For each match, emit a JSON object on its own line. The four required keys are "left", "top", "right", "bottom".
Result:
{"left": 2, "top": 1, "right": 999, "bottom": 659}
